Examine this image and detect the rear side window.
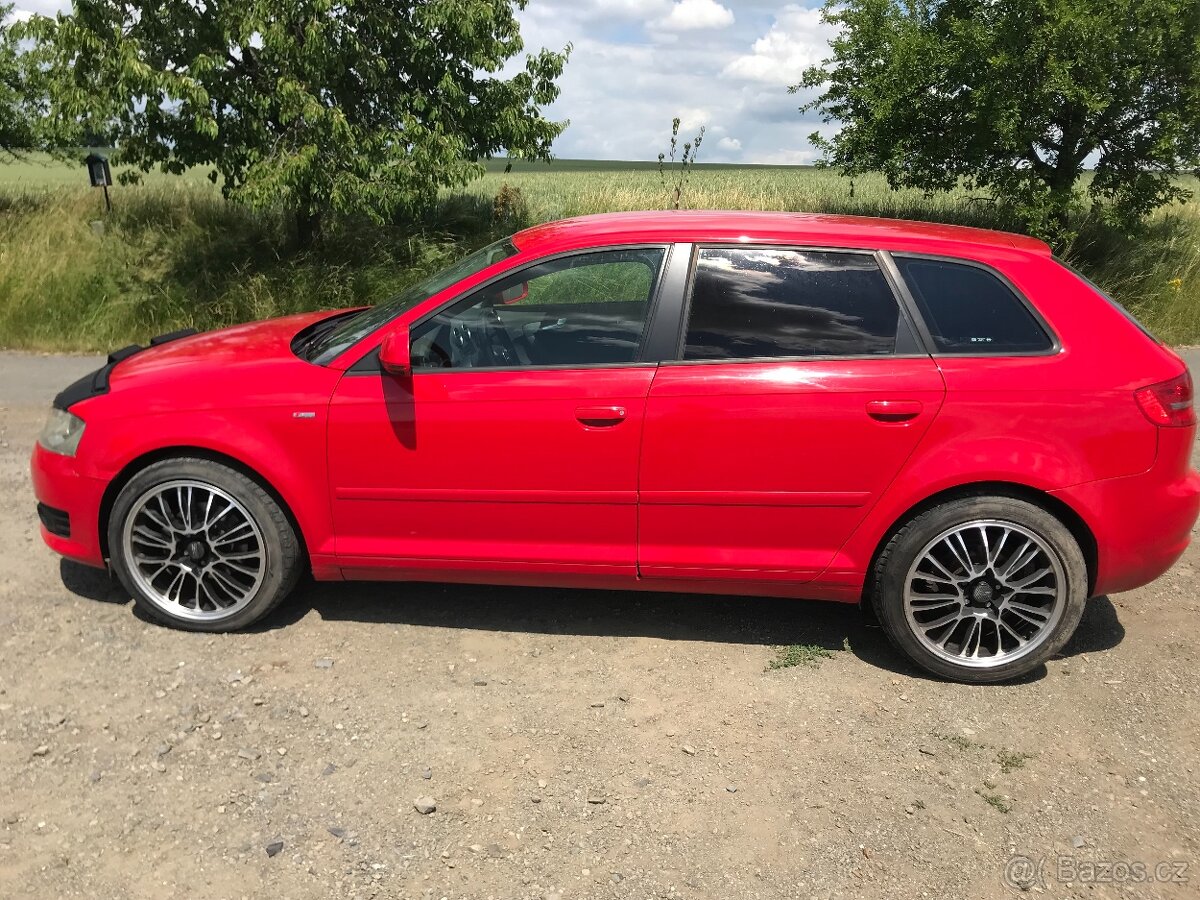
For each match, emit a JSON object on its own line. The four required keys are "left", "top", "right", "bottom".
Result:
{"left": 682, "top": 247, "right": 902, "bottom": 360}
{"left": 895, "top": 257, "right": 1053, "bottom": 354}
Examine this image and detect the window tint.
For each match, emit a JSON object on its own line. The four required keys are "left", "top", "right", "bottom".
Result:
{"left": 411, "top": 248, "right": 664, "bottom": 369}
{"left": 682, "top": 248, "right": 901, "bottom": 361}
{"left": 896, "top": 257, "right": 1053, "bottom": 354}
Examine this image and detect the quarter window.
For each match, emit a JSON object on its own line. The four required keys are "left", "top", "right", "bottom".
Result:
{"left": 682, "top": 248, "right": 902, "bottom": 360}
{"left": 411, "top": 248, "right": 665, "bottom": 369}
{"left": 895, "top": 257, "right": 1053, "bottom": 354}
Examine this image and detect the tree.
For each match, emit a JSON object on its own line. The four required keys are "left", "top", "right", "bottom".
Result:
{"left": 795, "top": 0, "right": 1200, "bottom": 237}
{"left": 1, "top": 3, "right": 35, "bottom": 153}
{"left": 24, "top": 0, "right": 569, "bottom": 245}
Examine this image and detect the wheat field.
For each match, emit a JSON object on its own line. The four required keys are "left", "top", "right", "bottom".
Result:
{"left": 1, "top": 155, "right": 1197, "bottom": 350}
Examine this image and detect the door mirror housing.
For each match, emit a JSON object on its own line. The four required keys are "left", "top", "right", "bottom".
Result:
{"left": 379, "top": 325, "right": 412, "bottom": 376}
{"left": 499, "top": 282, "right": 529, "bottom": 305}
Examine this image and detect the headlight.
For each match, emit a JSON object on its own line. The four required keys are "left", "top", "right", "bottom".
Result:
{"left": 38, "top": 408, "right": 86, "bottom": 457}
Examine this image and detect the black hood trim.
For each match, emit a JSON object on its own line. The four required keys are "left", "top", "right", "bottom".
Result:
{"left": 52, "top": 328, "right": 198, "bottom": 411}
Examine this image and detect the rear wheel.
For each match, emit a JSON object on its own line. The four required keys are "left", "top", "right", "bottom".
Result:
{"left": 108, "top": 458, "right": 303, "bottom": 631}
{"left": 871, "top": 496, "right": 1087, "bottom": 683}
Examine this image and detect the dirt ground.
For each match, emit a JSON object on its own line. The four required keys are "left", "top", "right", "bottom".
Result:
{"left": 1, "top": 352, "right": 1198, "bottom": 899}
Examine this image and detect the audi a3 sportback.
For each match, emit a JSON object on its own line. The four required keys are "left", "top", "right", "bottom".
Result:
{"left": 32, "top": 211, "right": 1200, "bottom": 683}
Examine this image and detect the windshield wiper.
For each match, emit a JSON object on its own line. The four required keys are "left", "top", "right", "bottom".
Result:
{"left": 294, "top": 311, "right": 361, "bottom": 362}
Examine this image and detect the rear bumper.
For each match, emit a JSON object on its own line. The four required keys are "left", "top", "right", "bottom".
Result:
{"left": 30, "top": 443, "right": 108, "bottom": 569}
{"left": 1052, "top": 440, "right": 1200, "bottom": 596}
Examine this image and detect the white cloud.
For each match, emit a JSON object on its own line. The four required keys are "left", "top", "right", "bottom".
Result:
{"left": 10, "top": 0, "right": 64, "bottom": 18}
{"left": 677, "top": 107, "right": 710, "bottom": 132}
{"left": 717, "top": 136, "right": 742, "bottom": 152}
{"left": 652, "top": 0, "right": 735, "bottom": 32}
{"left": 722, "top": 4, "right": 836, "bottom": 85}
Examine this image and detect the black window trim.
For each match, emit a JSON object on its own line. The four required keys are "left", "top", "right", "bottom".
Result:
{"left": 881, "top": 250, "right": 1062, "bottom": 358}
{"left": 663, "top": 243, "right": 931, "bottom": 367}
{"left": 346, "top": 242, "right": 680, "bottom": 375}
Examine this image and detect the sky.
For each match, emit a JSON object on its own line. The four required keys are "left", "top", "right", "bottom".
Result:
{"left": 10, "top": 0, "right": 841, "bottom": 165}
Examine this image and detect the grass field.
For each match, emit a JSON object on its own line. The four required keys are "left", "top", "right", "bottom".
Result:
{"left": 2, "top": 153, "right": 1198, "bottom": 351}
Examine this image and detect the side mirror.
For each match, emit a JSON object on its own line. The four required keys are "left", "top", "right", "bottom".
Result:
{"left": 499, "top": 281, "right": 529, "bottom": 305}
{"left": 378, "top": 325, "right": 412, "bottom": 376}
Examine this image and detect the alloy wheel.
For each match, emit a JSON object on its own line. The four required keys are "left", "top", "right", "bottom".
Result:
{"left": 121, "top": 479, "right": 267, "bottom": 622}
{"left": 903, "top": 519, "right": 1067, "bottom": 669}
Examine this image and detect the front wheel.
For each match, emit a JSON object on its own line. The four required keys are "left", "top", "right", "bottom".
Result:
{"left": 108, "top": 458, "right": 303, "bottom": 631}
{"left": 870, "top": 496, "right": 1088, "bottom": 683}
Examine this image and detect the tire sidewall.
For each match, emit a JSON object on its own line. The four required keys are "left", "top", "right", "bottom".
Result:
{"left": 108, "top": 459, "right": 296, "bottom": 632}
{"left": 874, "top": 497, "right": 1088, "bottom": 684}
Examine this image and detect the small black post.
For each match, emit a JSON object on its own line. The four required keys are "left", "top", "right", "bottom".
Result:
{"left": 84, "top": 151, "right": 114, "bottom": 213}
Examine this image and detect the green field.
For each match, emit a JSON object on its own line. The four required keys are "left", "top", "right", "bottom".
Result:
{"left": 2, "top": 153, "right": 1198, "bottom": 351}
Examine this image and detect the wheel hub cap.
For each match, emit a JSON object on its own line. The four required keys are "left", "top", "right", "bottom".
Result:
{"left": 970, "top": 580, "right": 996, "bottom": 606}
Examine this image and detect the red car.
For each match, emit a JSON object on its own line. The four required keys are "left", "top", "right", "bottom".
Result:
{"left": 31, "top": 211, "right": 1199, "bottom": 683}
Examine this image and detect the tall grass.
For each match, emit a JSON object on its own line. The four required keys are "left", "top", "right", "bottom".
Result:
{"left": 0, "top": 182, "right": 487, "bottom": 350}
{"left": 1, "top": 158, "right": 1198, "bottom": 350}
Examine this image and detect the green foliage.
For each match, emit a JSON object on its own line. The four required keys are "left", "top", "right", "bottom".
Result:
{"left": 996, "top": 749, "right": 1035, "bottom": 774}
{"left": 797, "top": 0, "right": 1200, "bottom": 240}
{"left": 657, "top": 117, "right": 706, "bottom": 210}
{"left": 976, "top": 789, "right": 1012, "bottom": 814}
{"left": 768, "top": 644, "right": 834, "bottom": 670}
{"left": 22, "top": 0, "right": 569, "bottom": 244}
{"left": 0, "top": 3, "right": 36, "bottom": 153}
{"left": 3, "top": 159, "right": 1200, "bottom": 351}
{"left": 0, "top": 182, "right": 492, "bottom": 350}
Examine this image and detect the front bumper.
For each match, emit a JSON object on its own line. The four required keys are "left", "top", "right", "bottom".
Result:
{"left": 30, "top": 442, "right": 108, "bottom": 569}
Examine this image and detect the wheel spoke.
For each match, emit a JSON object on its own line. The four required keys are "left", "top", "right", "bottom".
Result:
{"left": 1000, "top": 540, "right": 1039, "bottom": 579}
{"left": 944, "top": 532, "right": 976, "bottom": 577}
{"left": 919, "top": 554, "right": 961, "bottom": 585}
{"left": 998, "top": 618, "right": 1029, "bottom": 648}
{"left": 132, "top": 525, "right": 172, "bottom": 548}
{"left": 1012, "top": 585, "right": 1057, "bottom": 597}
{"left": 919, "top": 609, "right": 964, "bottom": 632}
{"left": 962, "top": 618, "right": 982, "bottom": 658}
{"left": 1004, "top": 600, "right": 1052, "bottom": 621}
{"left": 1005, "top": 566, "right": 1052, "bottom": 591}
{"left": 214, "top": 550, "right": 262, "bottom": 563}
{"left": 909, "top": 592, "right": 961, "bottom": 604}
{"left": 212, "top": 521, "right": 255, "bottom": 548}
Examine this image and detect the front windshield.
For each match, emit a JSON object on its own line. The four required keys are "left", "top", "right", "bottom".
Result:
{"left": 309, "top": 237, "right": 520, "bottom": 364}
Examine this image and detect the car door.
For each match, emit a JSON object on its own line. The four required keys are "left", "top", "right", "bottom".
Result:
{"left": 638, "top": 245, "right": 945, "bottom": 584}
{"left": 328, "top": 245, "right": 672, "bottom": 579}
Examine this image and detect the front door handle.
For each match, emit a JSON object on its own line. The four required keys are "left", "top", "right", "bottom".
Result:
{"left": 866, "top": 400, "right": 923, "bottom": 422}
{"left": 575, "top": 406, "right": 627, "bottom": 427}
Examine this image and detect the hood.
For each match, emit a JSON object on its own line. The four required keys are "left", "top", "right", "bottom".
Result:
{"left": 54, "top": 311, "right": 339, "bottom": 413}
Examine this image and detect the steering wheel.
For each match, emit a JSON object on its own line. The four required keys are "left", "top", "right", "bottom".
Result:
{"left": 447, "top": 319, "right": 483, "bottom": 368}
{"left": 480, "top": 306, "right": 522, "bottom": 367}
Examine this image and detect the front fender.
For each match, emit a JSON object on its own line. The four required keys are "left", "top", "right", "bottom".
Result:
{"left": 84, "top": 405, "right": 335, "bottom": 564}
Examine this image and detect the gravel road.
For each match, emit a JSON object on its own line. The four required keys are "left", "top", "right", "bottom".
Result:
{"left": 2, "top": 349, "right": 1198, "bottom": 899}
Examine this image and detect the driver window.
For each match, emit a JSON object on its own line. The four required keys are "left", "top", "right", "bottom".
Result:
{"left": 410, "top": 248, "right": 666, "bottom": 370}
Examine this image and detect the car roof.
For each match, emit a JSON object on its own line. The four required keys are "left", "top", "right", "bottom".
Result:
{"left": 512, "top": 210, "right": 1051, "bottom": 258}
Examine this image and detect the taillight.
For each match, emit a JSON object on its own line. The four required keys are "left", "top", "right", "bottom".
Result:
{"left": 1135, "top": 372, "right": 1196, "bottom": 427}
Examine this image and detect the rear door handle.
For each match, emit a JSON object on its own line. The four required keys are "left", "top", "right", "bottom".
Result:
{"left": 866, "top": 400, "right": 923, "bottom": 422}
{"left": 575, "top": 406, "right": 627, "bottom": 427}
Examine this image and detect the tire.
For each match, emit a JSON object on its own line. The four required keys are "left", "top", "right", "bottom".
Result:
{"left": 869, "top": 496, "right": 1087, "bottom": 684}
{"left": 107, "top": 457, "right": 303, "bottom": 632}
